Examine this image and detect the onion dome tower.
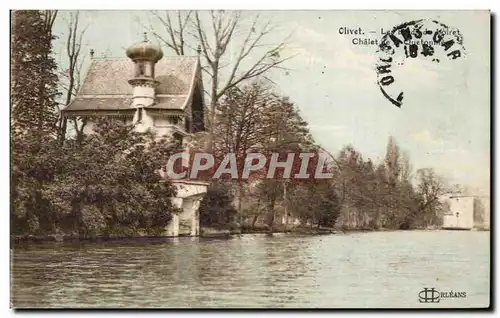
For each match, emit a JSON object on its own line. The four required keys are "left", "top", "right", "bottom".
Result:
{"left": 126, "top": 33, "right": 163, "bottom": 109}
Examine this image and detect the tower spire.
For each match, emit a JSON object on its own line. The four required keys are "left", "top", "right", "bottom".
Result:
{"left": 126, "top": 36, "right": 163, "bottom": 110}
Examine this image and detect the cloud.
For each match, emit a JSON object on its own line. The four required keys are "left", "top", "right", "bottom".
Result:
{"left": 309, "top": 124, "right": 347, "bottom": 133}
{"left": 290, "top": 25, "right": 450, "bottom": 93}
{"left": 408, "top": 132, "right": 489, "bottom": 194}
{"left": 447, "top": 147, "right": 468, "bottom": 154}
{"left": 395, "top": 59, "right": 442, "bottom": 91}
{"left": 410, "top": 129, "right": 444, "bottom": 145}
{"left": 282, "top": 46, "right": 328, "bottom": 66}
{"left": 291, "top": 26, "right": 376, "bottom": 74}
{"left": 441, "top": 151, "right": 490, "bottom": 195}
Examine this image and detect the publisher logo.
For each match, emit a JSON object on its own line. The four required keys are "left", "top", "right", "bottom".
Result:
{"left": 418, "top": 287, "right": 467, "bottom": 304}
{"left": 419, "top": 288, "right": 440, "bottom": 303}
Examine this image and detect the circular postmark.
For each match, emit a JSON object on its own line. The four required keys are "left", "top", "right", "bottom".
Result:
{"left": 376, "top": 19, "right": 466, "bottom": 107}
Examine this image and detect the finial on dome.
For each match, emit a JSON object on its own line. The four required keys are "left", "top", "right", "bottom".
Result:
{"left": 126, "top": 35, "right": 163, "bottom": 63}
{"left": 197, "top": 45, "right": 201, "bottom": 55}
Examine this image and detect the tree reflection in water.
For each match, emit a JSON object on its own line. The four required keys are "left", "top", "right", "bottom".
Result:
{"left": 11, "top": 231, "right": 490, "bottom": 308}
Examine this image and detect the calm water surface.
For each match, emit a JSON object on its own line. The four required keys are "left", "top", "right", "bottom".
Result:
{"left": 11, "top": 231, "right": 490, "bottom": 308}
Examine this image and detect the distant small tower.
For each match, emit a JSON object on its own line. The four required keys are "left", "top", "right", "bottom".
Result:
{"left": 125, "top": 33, "right": 164, "bottom": 110}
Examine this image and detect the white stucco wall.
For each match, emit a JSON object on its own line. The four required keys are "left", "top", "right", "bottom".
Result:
{"left": 165, "top": 213, "right": 180, "bottom": 237}
{"left": 132, "top": 86, "right": 155, "bottom": 107}
{"left": 442, "top": 196, "right": 474, "bottom": 229}
{"left": 83, "top": 114, "right": 187, "bottom": 142}
{"left": 82, "top": 121, "right": 95, "bottom": 135}
{"left": 133, "top": 109, "right": 154, "bottom": 133}
{"left": 152, "top": 117, "right": 175, "bottom": 137}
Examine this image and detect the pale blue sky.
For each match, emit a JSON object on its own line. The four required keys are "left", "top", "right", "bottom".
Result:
{"left": 52, "top": 10, "right": 490, "bottom": 194}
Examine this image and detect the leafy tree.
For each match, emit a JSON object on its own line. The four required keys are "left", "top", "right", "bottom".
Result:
{"left": 11, "top": 132, "right": 61, "bottom": 234}
{"left": 11, "top": 10, "right": 59, "bottom": 137}
{"left": 45, "top": 118, "right": 180, "bottom": 237}
{"left": 328, "top": 137, "right": 448, "bottom": 231}
{"left": 384, "top": 136, "right": 401, "bottom": 187}
{"left": 413, "top": 168, "right": 445, "bottom": 227}
{"left": 11, "top": 10, "right": 61, "bottom": 234}
{"left": 12, "top": 118, "right": 181, "bottom": 237}
{"left": 207, "top": 82, "right": 315, "bottom": 232}
{"left": 199, "top": 182, "right": 237, "bottom": 227}
{"left": 288, "top": 181, "right": 340, "bottom": 228}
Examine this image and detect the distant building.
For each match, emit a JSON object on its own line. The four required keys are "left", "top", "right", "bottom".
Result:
{"left": 440, "top": 195, "right": 490, "bottom": 230}
{"left": 442, "top": 196, "right": 474, "bottom": 230}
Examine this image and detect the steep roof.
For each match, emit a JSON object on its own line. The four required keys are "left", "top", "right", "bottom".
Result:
{"left": 63, "top": 56, "right": 202, "bottom": 115}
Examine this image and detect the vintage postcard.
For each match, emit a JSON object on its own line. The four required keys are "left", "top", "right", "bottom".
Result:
{"left": 10, "top": 10, "right": 491, "bottom": 309}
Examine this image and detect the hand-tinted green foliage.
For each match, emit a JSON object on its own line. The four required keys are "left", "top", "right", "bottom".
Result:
{"left": 199, "top": 182, "right": 237, "bottom": 227}
{"left": 11, "top": 10, "right": 180, "bottom": 238}
{"left": 11, "top": 10, "right": 60, "bottom": 137}
{"left": 332, "top": 140, "right": 445, "bottom": 230}
{"left": 209, "top": 81, "right": 448, "bottom": 232}
{"left": 10, "top": 11, "right": 451, "bottom": 237}
{"left": 12, "top": 118, "right": 180, "bottom": 237}
{"left": 288, "top": 181, "right": 341, "bottom": 228}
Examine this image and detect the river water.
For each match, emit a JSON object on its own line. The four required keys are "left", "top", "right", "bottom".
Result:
{"left": 11, "top": 230, "right": 490, "bottom": 308}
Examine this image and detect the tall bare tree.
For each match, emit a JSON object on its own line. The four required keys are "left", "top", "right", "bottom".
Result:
{"left": 57, "top": 11, "right": 88, "bottom": 143}
{"left": 194, "top": 11, "right": 292, "bottom": 133}
{"left": 144, "top": 10, "right": 293, "bottom": 149}
{"left": 145, "top": 11, "right": 193, "bottom": 55}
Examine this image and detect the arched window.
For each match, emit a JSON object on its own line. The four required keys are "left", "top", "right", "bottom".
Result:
{"left": 135, "top": 62, "right": 154, "bottom": 78}
{"left": 137, "top": 108, "right": 143, "bottom": 123}
{"left": 149, "top": 63, "right": 155, "bottom": 78}
{"left": 136, "top": 63, "right": 145, "bottom": 77}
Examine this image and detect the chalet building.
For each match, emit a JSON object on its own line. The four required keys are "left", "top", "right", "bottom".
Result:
{"left": 62, "top": 36, "right": 208, "bottom": 237}
{"left": 63, "top": 37, "right": 205, "bottom": 138}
